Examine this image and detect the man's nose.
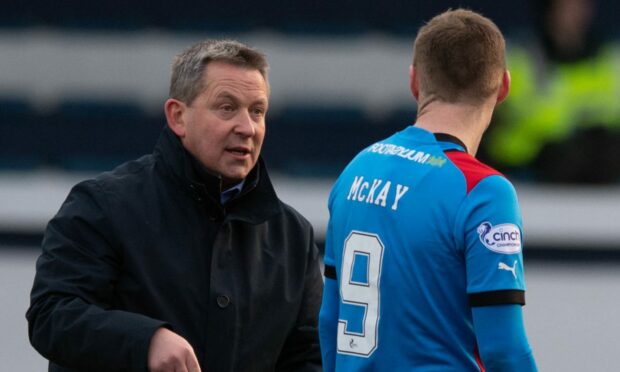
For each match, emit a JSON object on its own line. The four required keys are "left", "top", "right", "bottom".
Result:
{"left": 234, "top": 110, "right": 256, "bottom": 136}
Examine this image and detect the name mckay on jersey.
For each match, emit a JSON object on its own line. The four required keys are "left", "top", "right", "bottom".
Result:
{"left": 346, "top": 176, "right": 409, "bottom": 211}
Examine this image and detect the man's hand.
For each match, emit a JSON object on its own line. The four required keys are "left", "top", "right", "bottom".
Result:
{"left": 148, "top": 327, "right": 201, "bottom": 372}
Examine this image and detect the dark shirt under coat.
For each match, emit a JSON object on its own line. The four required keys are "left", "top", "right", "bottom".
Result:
{"left": 27, "top": 126, "right": 323, "bottom": 371}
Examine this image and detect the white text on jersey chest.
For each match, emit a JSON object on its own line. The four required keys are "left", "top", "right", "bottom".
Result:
{"left": 346, "top": 176, "right": 409, "bottom": 211}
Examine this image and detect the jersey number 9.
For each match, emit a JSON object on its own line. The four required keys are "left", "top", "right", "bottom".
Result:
{"left": 338, "top": 231, "right": 385, "bottom": 357}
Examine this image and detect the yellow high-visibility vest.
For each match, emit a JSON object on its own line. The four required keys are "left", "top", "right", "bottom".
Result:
{"left": 487, "top": 42, "right": 620, "bottom": 166}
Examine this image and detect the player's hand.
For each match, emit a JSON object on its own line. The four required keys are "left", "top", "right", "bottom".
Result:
{"left": 148, "top": 327, "right": 201, "bottom": 372}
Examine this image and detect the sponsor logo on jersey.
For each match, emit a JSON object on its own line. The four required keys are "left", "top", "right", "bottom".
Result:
{"left": 477, "top": 222, "right": 522, "bottom": 254}
{"left": 366, "top": 143, "right": 446, "bottom": 167}
{"left": 498, "top": 260, "right": 518, "bottom": 279}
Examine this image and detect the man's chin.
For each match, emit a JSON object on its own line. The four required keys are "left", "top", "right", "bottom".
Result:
{"left": 221, "top": 170, "right": 249, "bottom": 187}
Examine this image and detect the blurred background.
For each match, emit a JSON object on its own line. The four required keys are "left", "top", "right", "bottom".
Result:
{"left": 1, "top": 0, "right": 619, "bottom": 370}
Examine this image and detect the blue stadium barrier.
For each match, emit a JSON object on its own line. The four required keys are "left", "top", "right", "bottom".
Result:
{"left": 0, "top": 0, "right": 538, "bottom": 35}
{"left": 0, "top": 98, "right": 43, "bottom": 169}
{"left": 382, "top": 106, "right": 417, "bottom": 132}
{"left": 47, "top": 100, "right": 160, "bottom": 171}
{"left": 265, "top": 105, "right": 373, "bottom": 176}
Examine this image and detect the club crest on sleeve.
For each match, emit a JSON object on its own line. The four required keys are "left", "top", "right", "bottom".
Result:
{"left": 477, "top": 222, "right": 522, "bottom": 254}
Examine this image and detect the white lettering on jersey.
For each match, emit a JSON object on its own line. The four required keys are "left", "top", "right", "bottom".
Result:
{"left": 391, "top": 184, "right": 409, "bottom": 210}
{"left": 366, "top": 143, "right": 445, "bottom": 167}
{"left": 374, "top": 181, "right": 391, "bottom": 207}
{"left": 357, "top": 181, "right": 370, "bottom": 202}
{"left": 346, "top": 176, "right": 409, "bottom": 211}
{"left": 347, "top": 176, "right": 364, "bottom": 200}
{"left": 366, "top": 179, "right": 383, "bottom": 204}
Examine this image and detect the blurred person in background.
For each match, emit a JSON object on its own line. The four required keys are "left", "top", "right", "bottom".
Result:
{"left": 482, "top": 0, "right": 620, "bottom": 183}
{"left": 319, "top": 9, "right": 537, "bottom": 371}
{"left": 26, "top": 39, "right": 323, "bottom": 372}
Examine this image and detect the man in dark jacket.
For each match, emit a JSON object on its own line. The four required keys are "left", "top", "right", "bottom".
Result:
{"left": 27, "top": 39, "right": 323, "bottom": 372}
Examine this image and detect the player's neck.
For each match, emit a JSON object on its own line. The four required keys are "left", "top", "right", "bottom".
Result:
{"left": 414, "top": 100, "right": 495, "bottom": 156}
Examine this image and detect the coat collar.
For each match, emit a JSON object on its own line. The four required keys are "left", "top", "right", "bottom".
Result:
{"left": 153, "top": 126, "right": 281, "bottom": 224}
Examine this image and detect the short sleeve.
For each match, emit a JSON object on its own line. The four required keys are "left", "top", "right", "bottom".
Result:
{"left": 455, "top": 175, "right": 526, "bottom": 306}
{"left": 323, "top": 179, "right": 342, "bottom": 273}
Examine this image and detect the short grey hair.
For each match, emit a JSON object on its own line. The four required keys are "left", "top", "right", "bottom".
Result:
{"left": 169, "top": 39, "right": 269, "bottom": 105}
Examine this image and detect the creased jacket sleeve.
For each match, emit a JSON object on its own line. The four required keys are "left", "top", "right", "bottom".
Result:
{"left": 26, "top": 180, "right": 167, "bottom": 372}
{"left": 275, "top": 231, "right": 324, "bottom": 372}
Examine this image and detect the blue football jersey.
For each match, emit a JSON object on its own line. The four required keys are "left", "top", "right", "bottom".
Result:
{"left": 319, "top": 126, "right": 527, "bottom": 371}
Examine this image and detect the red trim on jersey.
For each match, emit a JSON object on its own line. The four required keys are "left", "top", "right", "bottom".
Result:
{"left": 474, "top": 344, "right": 486, "bottom": 371}
{"left": 445, "top": 150, "right": 503, "bottom": 194}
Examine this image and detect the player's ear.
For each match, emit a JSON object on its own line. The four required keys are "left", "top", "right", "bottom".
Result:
{"left": 496, "top": 70, "right": 511, "bottom": 105}
{"left": 165, "top": 98, "right": 188, "bottom": 138}
{"left": 409, "top": 65, "right": 420, "bottom": 101}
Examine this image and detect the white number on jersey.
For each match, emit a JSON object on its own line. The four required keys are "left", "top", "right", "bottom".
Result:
{"left": 337, "top": 231, "right": 385, "bottom": 357}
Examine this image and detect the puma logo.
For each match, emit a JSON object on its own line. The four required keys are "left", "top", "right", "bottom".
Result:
{"left": 498, "top": 260, "right": 517, "bottom": 279}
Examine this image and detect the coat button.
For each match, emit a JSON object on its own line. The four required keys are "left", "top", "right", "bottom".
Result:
{"left": 216, "top": 295, "right": 230, "bottom": 308}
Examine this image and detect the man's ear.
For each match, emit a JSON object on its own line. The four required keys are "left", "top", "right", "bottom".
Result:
{"left": 496, "top": 70, "right": 511, "bottom": 105}
{"left": 164, "top": 98, "right": 188, "bottom": 138}
{"left": 409, "top": 65, "right": 420, "bottom": 101}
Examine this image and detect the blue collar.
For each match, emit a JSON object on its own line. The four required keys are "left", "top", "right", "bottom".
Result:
{"left": 221, "top": 180, "right": 245, "bottom": 204}
{"left": 433, "top": 132, "right": 468, "bottom": 153}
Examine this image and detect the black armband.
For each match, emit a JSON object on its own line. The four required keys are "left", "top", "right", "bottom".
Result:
{"left": 324, "top": 264, "right": 337, "bottom": 280}
{"left": 469, "top": 290, "right": 525, "bottom": 307}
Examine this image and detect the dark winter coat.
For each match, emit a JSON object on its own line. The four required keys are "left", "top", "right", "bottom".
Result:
{"left": 27, "top": 127, "right": 323, "bottom": 372}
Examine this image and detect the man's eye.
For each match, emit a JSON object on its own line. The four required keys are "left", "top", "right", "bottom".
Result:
{"left": 221, "top": 105, "right": 234, "bottom": 112}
